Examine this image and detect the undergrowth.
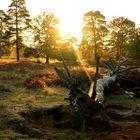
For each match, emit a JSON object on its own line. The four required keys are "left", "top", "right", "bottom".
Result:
{"left": 0, "top": 60, "right": 139, "bottom": 140}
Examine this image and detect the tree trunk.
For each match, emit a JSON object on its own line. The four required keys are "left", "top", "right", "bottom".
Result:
{"left": 0, "top": 19, "right": 3, "bottom": 58}
{"left": 16, "top": 1, "right": 19, "bottom": 62}
{"left": 94, "top": 41, "right": 97, "bottom": 60}
{"left": 46, "top": 56, "right": 49, "bottom": 64}
{"left": 119, "top": 46, "right": 122, "bottom": 59}
{"left": 91, "top": 56, "right": 100, "bottom": 99}
{"left": 116, "top": 48, "right": 119, "bottom": 60}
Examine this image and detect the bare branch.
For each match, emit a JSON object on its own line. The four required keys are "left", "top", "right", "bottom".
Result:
{"left": 61, "top": 55, "right": 73, "bottom": 80}
{"left": 109, "top": 58, "right": 117, "bottom": 72}
{"left": 117, "top": 75, "right": 140, "bottom": 87}
{"left": 103, "top": 61, "right": 113, "bottom": 71}
{"left": 54, "top": 67, "right": 74, "bottom": 86}
{"left": 111, "top": 59, "right": 128, "bottom": 76}
{"left": 91, "top": 56, "right": 100, "bottom": 99}
{"left": 119, "top": 66, "right": 140, "bottom": 74}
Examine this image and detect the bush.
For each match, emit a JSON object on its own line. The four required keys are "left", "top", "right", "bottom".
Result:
{"left": 23, "top": 47, "right": 38, "bottom": 58}
{"left": 25, "top": 77, "right": 46, "bottom": 89}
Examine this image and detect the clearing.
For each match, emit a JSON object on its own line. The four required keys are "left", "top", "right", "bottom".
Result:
{"left": 0, "top": 59, "right": 139, "bottom": 140}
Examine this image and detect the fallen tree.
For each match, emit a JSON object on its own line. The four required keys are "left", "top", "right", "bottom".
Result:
{"left": 54, "top": 58, "right": 140, "bottom": 130}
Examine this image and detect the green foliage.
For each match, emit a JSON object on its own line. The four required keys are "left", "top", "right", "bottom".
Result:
{"left": 81, "top": 11, "right": 108, "bottom": 60}
{"left": 108, "top": 17, "right": 136, "bottom": 60}
{"left": 60, "top": 46, "right": 77, "bottom": 61}
{"left": 58, "top": 36, "right": 78, "bottom": 62}
{"left": 23, "top": 47, "right": 38, "bottom": 58}
{"left": 32, "top": 12, "right": 60, "bottom": 63}
{"left": 128, "top": 28, "right": 140, "bottom": 59}
{"left": 7, "top": 0, "right": 31, "bottom": 30}
{"left": 1, "top": 6, "right": 140, "bottom": 62}
{"left": 0, "top": 10, "right": 10, "bottom": 56}
{"left": 0, "top": 10, "right": 6, "bottom": 37}
{"left": 6, "top": 0, "right": 31, "bottom": 60}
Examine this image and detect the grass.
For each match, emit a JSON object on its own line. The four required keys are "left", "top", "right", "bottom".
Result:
{"left": 0, "top": 59, "right": 139, "bottom": 140}
{"left": 106, "top": 94, "right": 140, "bottom": 105}
{"left": 0, "top": 60, "right": 71, "bottom": 139}
{"left": 0, "top": 86, "right": 69, "bottom": 139}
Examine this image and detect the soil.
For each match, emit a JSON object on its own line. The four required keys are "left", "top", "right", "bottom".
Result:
{"left": 11, "top": 103, "right": 140, "bottom": 140}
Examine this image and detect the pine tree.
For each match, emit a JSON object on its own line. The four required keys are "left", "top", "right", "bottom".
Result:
{"left": 7, "top": 0, "right": 31, "bottom": 61}
{"left": 108, "top": 17, "right": 135, "bottom": 60}
{"left": 81, "top": 11, "right": 108, "bottom": 60}
{"left": 0, "top": 10, "right": 8, "bottom": 57}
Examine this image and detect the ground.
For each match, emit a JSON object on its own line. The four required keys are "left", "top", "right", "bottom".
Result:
{"left": 0, "top": 59, "right": 139, "bottom": 140}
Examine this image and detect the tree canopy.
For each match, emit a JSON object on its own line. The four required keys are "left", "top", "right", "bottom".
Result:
{"left": 80, "top": 11, "right": 108, "bottom": 60}
{"left": 128, "top": 27, "right": 140, "bottom": 59}
{"left": 0, "top": 2, "right": 140, "bottom": 63}
{"left": 6, "top": 0, "right": 31, "bottom": 61}
{"left": 31, "top": 12, "right": 60, "bottom": 63}
{"left": 108, "top": 17, "right": 136, "bottom": 60}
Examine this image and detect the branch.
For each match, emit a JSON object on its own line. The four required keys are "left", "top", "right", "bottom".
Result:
{"left": 61, "top": 55, "right": 72, "bottom": 80}
{"left": 103, "top": 61, "right": 114, "bottom": 71}
{"left": 118, "top": 66, "right": 140, "bottom": 74}
{"left": 91, "top": 56, "right": 100, "bottom": 99}
{"left": 109, "top": 58, "right": 117, "bottom": 72}
{"left": 117, "top": 74, "right": 140, "bottom": 87}
{"left": 54, "top": 67, "right": 74, "bottom": 87}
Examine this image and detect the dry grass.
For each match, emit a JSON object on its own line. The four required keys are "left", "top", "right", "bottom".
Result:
{"left": 0, "top": 60, "right": 70, "bottom": 139}
{"left": 0, "top": 59, "right": 139, "bottom": 140}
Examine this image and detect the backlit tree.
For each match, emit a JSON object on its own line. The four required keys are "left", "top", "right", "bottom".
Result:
{"left": 81, "top": 11, "right": 108, "bottom": 60}
{"left": 6, "top": 0, "right": 31, "bottom": 61}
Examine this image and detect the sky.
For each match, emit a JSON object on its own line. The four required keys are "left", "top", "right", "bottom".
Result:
{"left": 0, "top": 0, "right": 140, "bottom": 40}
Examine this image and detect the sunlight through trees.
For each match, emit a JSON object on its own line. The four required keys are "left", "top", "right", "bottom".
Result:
{"left": 0, "top": 0, "right": 139, "bottom": 63}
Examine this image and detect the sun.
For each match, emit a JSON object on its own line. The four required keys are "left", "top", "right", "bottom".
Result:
{"left": 59, "top": 14, "right": 83, "bottom": 42}
{"left": 25, "top": 0, "right": 89, "bottom": 42}
{"left": 26, "top": 0, "right": 94, "bottom": 42}
{"left": 52, "top": 0, "right": 85, "bottom": 42}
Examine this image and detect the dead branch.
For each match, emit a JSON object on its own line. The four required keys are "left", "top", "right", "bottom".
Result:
{"left": 54, "top": 58, "right": 140, "bottom": 130}
{"left": 91, "top": 56, "right": 100, "bottom": 99}
{"left": 61, "top": 55, "right": 73, "bottom": 80}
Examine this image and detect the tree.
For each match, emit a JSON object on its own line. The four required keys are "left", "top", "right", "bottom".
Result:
{"left": 6, "top": 0, "right": 31, "bottom": 61}
{"left": 108, "top": 17, "right": 135, "bottom": 60}
{"left": 0, "top": 10, "right": 11, "bottom": 56}
{"left": 32, "top": 12, "right": 60, "bottom": 63}
{"left": 0, "top": 10, "right": 6, "bottom": 37}
{"left": 58, "top": 35, "right": 77, "bottom": 62}
{"left": 0, "top": 10, "right": 6, "bottom": 57}
{"left": 23, "top": 47, "right": 38, "bottom": 58}
{"left": 128, "top": 27, "right": 140, "bottom": 59}
{"left": 81, "top": 11, "right": 108, "bottom": 60}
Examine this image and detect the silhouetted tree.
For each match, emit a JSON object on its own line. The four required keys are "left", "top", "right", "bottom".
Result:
{"left": 58, "top": 35, "right": 77, "bottom": 61}
{"left": 0, "top": 10, "right": 6, "bottom": 57}
{"left": 108, "top": 17, "right": 135, "bottom": 60}
{"left": 0, "top": 10, "right": 11, "bottom": 56}
{"left": 0, "top": 10, "right": 6, "bottom": 36}
{"left": 129, "top": 27, "right": 140, "bottom": 59}
{"left": 23, "top": 47, "right": 38, "bottom": 58}
{"left": 81, "top": 11, "right": 108, "bottom": 60}
{"left": 32, "top": 12, "right": 60, "bottom": 63}
{"left": 6, "top": 0, "right": 31, "bottom": 61}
